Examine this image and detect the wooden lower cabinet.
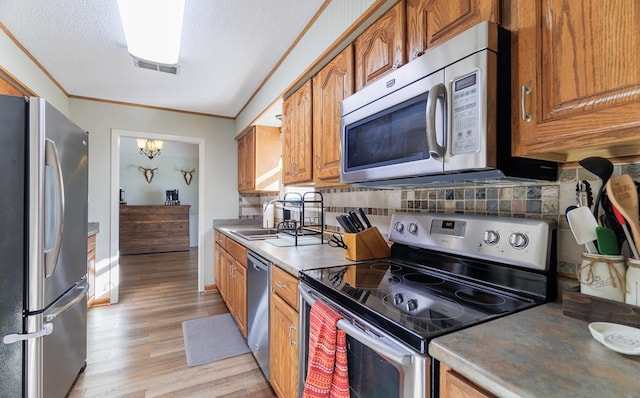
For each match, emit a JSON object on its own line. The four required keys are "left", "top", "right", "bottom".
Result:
{"left": 270, "top": 265, "right": 299, "bottom": 398}
{"left": 439, "top": 363, "right": 495, "bottom": 398}
{"left": 87, "top": 234, "right": 96, "bottom": 306}
{"left": 213, "top": 233, "right": 247, "bottom": 338}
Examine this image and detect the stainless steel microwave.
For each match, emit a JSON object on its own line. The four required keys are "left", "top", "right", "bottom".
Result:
{"left": 340, "top": 21, "right": 557, "bottom": 187}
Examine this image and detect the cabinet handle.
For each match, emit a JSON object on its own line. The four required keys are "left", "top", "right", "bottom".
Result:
{"left": 315, "top": 154, "right": 320, "bottom": 170}
{"left": 288, "top": 325, "right": 297, "bottom": 346}
{"left": 230, "top": 265, "right": 235, "bottom": 278}
{"left": 275, "top": 281, "right": 286, "bottom": 289}
{"left": 521, "top": 86, "right": 532, "bottom": 122}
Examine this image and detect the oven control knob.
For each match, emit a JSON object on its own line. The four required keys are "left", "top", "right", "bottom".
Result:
{"left": 393, "top": 293, "right": 404, "bottom": 305}
{"left": 408, "top": 223, "right": 418, "bottom": 234}
{"left": 395, "top": 222, "right": 405, "bottom": 232}
{"left": 509, "top": 232, "right": 529, "bottom": 249}
{"left": 483, "top": 230, "right": 500, "bottom": 245}
{"left": 407, "top": 299, "right": 418, "bottom": 311}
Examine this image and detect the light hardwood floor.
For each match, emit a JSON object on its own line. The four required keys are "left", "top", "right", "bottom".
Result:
{"left": 69, "top": 249, "right": 276, "bottom": 398}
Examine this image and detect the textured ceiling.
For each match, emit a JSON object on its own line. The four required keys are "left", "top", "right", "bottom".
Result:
{"left": 0, "top": 0, "right": 325, "bottom": 117}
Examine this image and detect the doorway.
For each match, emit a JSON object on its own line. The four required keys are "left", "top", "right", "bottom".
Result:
{"left": 110, "top": 129, "right": 206, "bottom": 303}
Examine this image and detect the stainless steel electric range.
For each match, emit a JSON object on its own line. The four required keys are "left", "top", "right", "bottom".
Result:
{"left": 298, "top": 212, "right": 556, "bottom": 398}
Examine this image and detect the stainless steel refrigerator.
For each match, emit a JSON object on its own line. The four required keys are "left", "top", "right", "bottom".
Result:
{"left": 0, "top": 95, "right": 89, "bottom": 398}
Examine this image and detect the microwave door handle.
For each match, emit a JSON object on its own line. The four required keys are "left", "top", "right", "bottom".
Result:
{"left": 426, "top": 83, "right": 446, "bottom": 159}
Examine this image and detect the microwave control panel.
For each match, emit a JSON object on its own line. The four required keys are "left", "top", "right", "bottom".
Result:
{"left": 451, "top": 71, "right": 480, "bottom": 155}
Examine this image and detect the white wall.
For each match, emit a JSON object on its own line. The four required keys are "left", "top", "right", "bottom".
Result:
{"left": 69, "top": 98, "right": 237, "bottom": 301}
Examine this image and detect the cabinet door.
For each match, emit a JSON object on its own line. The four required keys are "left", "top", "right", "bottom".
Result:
{"left": 269, "top": 293, "right": 299, "bottom": 398}
{"left": 237, "top": 128, "right": 256, "bottom": 192}
{"left": 214, "top": 243, "right": 225, "bottom": 298}
{"left": 354, "top": 1, "right": 405, "bottom": 91}
{"left": 512, "top": 0, "right": 640, "bottom": 161}
{"left": 232, "top": 261, "right": 247, "bottom": 338}
{"left": 282, "top": 80, "right": 313, "bottom": 185}
{"left": 406, "top": 0, "right": 499, "bottom": 61}
{"left": 312, "top": 45, "right": 354, "bottom": 182}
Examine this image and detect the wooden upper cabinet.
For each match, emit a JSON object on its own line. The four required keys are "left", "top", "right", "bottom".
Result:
{"left": 354, "top": 1, "right": 406, "bottom": 91}
{"left": 237, "top": 125, "right": 281, "bottom": 193}
{"left": 406, "top": 0, "right": 500, "bottom": 61}
{"left": 511, "top": 0, "right": 640, "bottom": 161}
{"left": 312, "top": 45, "right": 354, "bottom": 182}
{"left": 282, "top": 80, "right": 313, "bottom": 185}
{"left": 0, "top": 76, "right": 24, "bottom": 96}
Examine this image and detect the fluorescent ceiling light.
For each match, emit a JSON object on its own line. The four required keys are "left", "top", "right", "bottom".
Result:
{"left": 117, "top": 0, "right": 185, "bottom": 65}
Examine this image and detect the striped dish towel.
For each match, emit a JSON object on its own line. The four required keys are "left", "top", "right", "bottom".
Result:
{"left": 302, "top": 300, "right": 350, "bottom": 398}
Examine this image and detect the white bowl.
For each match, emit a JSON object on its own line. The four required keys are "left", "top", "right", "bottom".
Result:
{"left": 588, "top": 322, "right": 640, "bottom": 355}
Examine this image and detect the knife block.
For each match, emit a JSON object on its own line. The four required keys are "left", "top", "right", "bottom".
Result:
{"left": 343, "top": 227, "right": 390, "bottom": 261}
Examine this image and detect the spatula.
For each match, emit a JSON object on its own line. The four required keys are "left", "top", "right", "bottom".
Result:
{"left": 566, "top": 206, "right": 599, "bottom": 254}
{"left": 595, "top": 226, "right": 619, "bottom": 255}
{"left": 606, "top": 174, "right": 640, "bottom": 256}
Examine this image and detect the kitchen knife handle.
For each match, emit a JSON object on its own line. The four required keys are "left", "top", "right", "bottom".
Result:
{"left": 342, "top": 215, "right": 359, "bottom": 233}
{"left": 336, "top": 215, "right": 353, "bottom": 233}
{"left": 348, "top": 211, "right": 365, "bottom": 231}
{"left": 357, "top": 208, "right": 372, "bottom": 229}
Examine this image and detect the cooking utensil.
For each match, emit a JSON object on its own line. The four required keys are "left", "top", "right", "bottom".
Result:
{"left": 612, "top": 204, "right": 640, "bottom": 259}
{"left": 566, "top": 206, "right": 599, "bottom": 254}
{"left": 606, "top": 174, "right": 640, "bottom": 256}
{"left": 357, "top": 208, "right": 372, "bottom": 229}
{"left": 348, "top": 210, "right": 365, "bottom": 231}
{"left": 336, "top": 215, "right": 353, "bottom": 233}
{"left": 579, "top": 157, "right": 614, "bottom": 221}
{"left": 595, "top": 226, "right": 619, "bottom": 255}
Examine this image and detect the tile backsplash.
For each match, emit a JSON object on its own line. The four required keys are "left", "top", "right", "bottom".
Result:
{"left": 238, "top": 160, "right": 640, "bottom": 296}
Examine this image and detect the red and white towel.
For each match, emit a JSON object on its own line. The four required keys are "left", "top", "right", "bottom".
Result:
{"left": 302, "top": 301, "right": 350, "bottom": 398}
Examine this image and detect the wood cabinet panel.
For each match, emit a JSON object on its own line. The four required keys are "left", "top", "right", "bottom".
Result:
{"left": 87, "top": 234, "right": 96, "bottom": 306}
{"left": 237, "top": 125, "right": 281, "bottom": 193}
{"left": 282, "top": 80, "right": 313, "bottom": 184}
{"left": 312, "top": 45, "right": 354, "bottom": 182}
{"left": 440, "top": 363, "right": 495, "bottom": 398}
{"left": 511, "top": 0, "right": 640, "bottom": 161}
{"left": 119, "top": 205, "right": 190, "bottom": 255}
{"left": 224, "top": 238, "right": 247, "bottom": 268}
{"left": 271, "top": 265, "right": 299, "bottom": 311}
{"left": 406, "top": 0, "right": 499, "bottom": 61}
{"left": 354, "top": 1, "right": 405, "bottom": 91}
{"left": 269, "top": 292, "right": 298, "bottom": 398}
{"left": 231, "top": 260, "right": 247, "bottom": 338}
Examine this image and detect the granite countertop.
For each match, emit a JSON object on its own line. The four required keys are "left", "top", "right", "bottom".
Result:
{"left": 214, "top": 223, "right": 358, "bottom": 276}
{"left": 429, "top": 303, "right": 640, "bottom": 398}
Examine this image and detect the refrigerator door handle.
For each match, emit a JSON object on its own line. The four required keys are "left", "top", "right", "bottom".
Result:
{"left": 3, "top": 323, "right": 53, "bottom": 345}
{"left": 44, "top": 138, "right": 65, "bottom": 278}
{"left": 44, "top": 280, "right": 89, "bottom": 322}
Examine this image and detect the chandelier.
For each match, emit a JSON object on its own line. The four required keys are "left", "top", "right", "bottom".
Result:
{"left": 136, "top": 139, "right": 164, "bottom": 159}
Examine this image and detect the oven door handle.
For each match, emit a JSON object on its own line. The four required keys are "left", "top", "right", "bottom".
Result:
{"left": 300, "top": 285, "right": 413, "bottom": 367}
{"left": 336, "top": 319, "right": 412, "bottom": 367}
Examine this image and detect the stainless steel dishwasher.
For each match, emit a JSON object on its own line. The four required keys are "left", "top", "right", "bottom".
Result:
{"left": 247, "top": 251, "right": 270, "bottom": 379}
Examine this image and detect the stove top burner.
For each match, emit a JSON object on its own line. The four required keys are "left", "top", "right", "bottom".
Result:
{"left": 403, "top": 273, "right": 445, "bottom": 285}
{"left": 455, "top": 289, "right": 507, "bottom": 305}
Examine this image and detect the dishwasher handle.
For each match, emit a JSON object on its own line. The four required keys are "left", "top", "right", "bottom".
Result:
{"left": 248, "top": 251, "right": 269, "bottom": 272}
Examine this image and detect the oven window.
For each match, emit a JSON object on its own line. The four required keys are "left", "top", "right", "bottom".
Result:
{"left": 346, "top": 335, "right": 400, "bottom": 398}
{"left": 344, "top": 93, "right": 428, "bottom": 171}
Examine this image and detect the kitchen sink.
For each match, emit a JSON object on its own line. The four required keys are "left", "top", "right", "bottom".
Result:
{"left": 229, "top": 228, "right": 279, "bottom": 240}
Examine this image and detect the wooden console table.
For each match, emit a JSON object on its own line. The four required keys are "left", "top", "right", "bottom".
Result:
{"left": 119, "top": 205, "right": 190, "bottom": 255}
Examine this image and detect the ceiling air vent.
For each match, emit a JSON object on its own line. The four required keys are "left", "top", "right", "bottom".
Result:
{"left": 132, "top": 57, "right": 179, "bottom": 75}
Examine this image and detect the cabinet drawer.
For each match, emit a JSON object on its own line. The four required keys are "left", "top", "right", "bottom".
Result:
{"left": 271, "top": 265, "right": 299, "bottom": 311}
{"left": 225, "top": 238, "right": 247, "bottom": 267}
{"left": 215, "top": 230, "right": 226, "bottom": 246}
